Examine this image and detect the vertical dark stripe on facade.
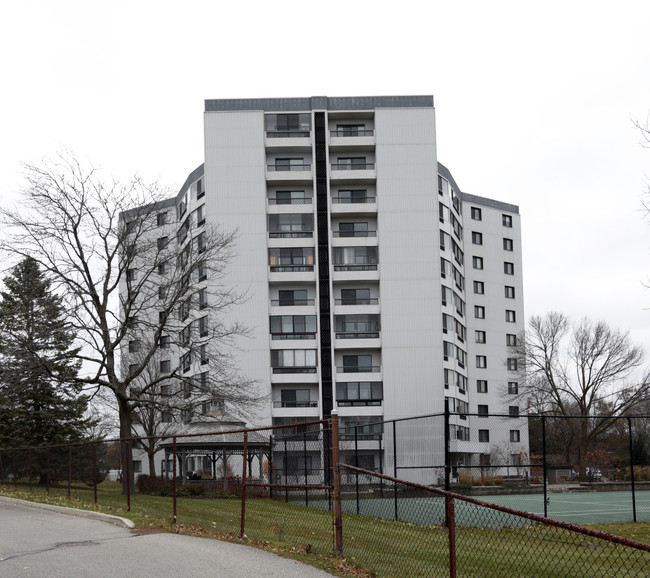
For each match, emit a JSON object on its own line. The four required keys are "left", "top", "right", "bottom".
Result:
{"left": 315, "top": 112, "right": 333, "bottom": 417}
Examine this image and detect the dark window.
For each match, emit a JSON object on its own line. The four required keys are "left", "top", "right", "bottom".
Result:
{"left": 479, "top": 430, "right": 490, "bottom": 442}
{"left": 505, "top": 286, "right": 515, "bottom": 299}
{"left": 477, "top": 380, "right": 488, "bottom": 393}
{"left": 503, "top": 215, "right": 513, "bottom": 227}
{"left": 471, "top": 207, "right": 482, "bottom": 220}
{"left": 473, "top": 281, "right": 484, "bottom": 294}
{"left": 476, "top": 355, "right": 487, "bottom": 368}
{"left": 160, "top": 360, "right": 171, "bottom": 373}
{"left": 506, "top": 334, "right": 517, "bottom": 346}
{"left": 475, "top": 330, "right": 486, "bottom": 343}
{"left": 474, "top": 306, "right": 485, "bottom": 319}
{"left": 503, "top": 238, "right": 513, "bottom": 251}
{"left": 504, "top": 262, "right": 514, "bottom": 275}
{"left": 472, "top": 232, "right": 483, "bottom": 245}
{"left": 509, "top": 406, "right": 519, "bottom": 417}
{"left": 472, "top": 256, "right": 483, "bottom": 270}
{"left": 506, "top": 310, "right": 516, "bottom": 323}
{"left": 508, "top": 382, "right": 519, "bottom": 394}
{"left": 510, "top": 430, "right": 521, "bottom": 442}
{"left": 478, "top": 405, "right": 488, "bottom": 417}
{"left": 157, "top": 212, "right": 168, "bottom": 226}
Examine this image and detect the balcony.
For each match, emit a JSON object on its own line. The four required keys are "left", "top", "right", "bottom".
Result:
{"left": 269, "top": 231, "right": 313, "bottom": 239}
{"left": 331, "top": 162, "right": 374, "bottom": 171}
{"left": 330, "top": 129, "right": 374, "bottom": 138}
{"left": 266, "top": 163, "right": 312, "bottom": 183}
{"left": 335, "top": 298, "right": 379, "bottom": 306}
{"left": 333, "top": 230, "right": 377, "bottom": 238}
{"left": 272, "top": 400, "right": 318, "bottom": 408}
{"left": 267, "top": 130, "right": 310, "bottom": 139}
{"left": 272, "top": 367, "right": 317, "bottom": 374}
{"left": 269, "top": 265, "right": 314, "bottom": 273}
{"left": 271, "top": 333, "right": 317, "bottom": 341}
{"left": 270, "top": 299, "right": 315, "bottom": 307}
{"left": 336, "top": 365, "right": 381, "bottom": 373}
{"left": 333, "top": 264, "right": 377, "bottom": 272}
{"left": 268, "top": 197, "right": 313, "bottom": 206}
{"left": 335, "top": 331, "right": 379, "bottom": 340}
{"left": 268, "top": 163, "right": 311, "bottom": 172}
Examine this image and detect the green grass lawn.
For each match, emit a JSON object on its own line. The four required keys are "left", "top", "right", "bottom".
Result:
{"left": 2, "top": 481, "right": 650, "bottom": 577}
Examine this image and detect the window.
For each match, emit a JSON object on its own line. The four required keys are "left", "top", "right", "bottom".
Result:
{"left": 269, "top": 247, "right": 315, "bottom": 268}
{"left": 178, "top": 296, "right": 191, "bottom": 321}
{"left": 478, "top": 405, "right": 488, "bottom": 417}
{"left": 506, "top": 310, "right": 516, "bottom": 323}
{"left": 191, "top": 178, "right": 205, "bottom": 200}
{"left": 455, "top": 320, "right": 466, "bottom": 342}
{"left": 506, "top": 334, "right": 517, "bottom": 346}
{"left": 197, "top": 263, "right": 207, "bottom": 282}
{"left": 474, "top": 306, "right": 485, "bottom": 319}
{"left": 336, "top": 156, "right": 367, "bottom": 170}
{"left": 507, "top": 358, "right": 517, "bottom": 371}
{"left": 158, "top": 261, "right": 168, "bottom": 275}
{"left": 471, "top": 232, "right": 483, "bottom": 245}
{"left": 504, "top": 262, "right": 514, "bottom": 275}
{"left": 127, "top": 268, "right": 138, "bottom": 281}
{"left": 442, "top": 313, "right": 453, "bottom": 334}
{"left": 270, "top": 315, "right": 317, "bottom": 339}
{"left": 472, "top": 256, "right": 484, "bottom": 270}
{"left": 158, "top": 310, "right": 166, "bottom": 324}
{"left": 159, "top": 335, "right": 170, "bottom": 349}
{"left": 160, "top": 359, "right": 171, "bottom": 373}
{"left": 479, "top": 430, "right": 490, "bottom": 442}
{"left": 342, "top": 354, "right": 372, "bottom": 373}
{"left": 509, "top": 406, "right": 519, "bottom": 417}
{"left": 133, "top": 460, "right": 142, "bottom": 473}
{"left": 336, "top": 382, "right": 383, "bottom": 406}
{"left": 473, "top": 281, "right": 484, "bottom": 294}
{"left": 451, "top": 424, "right": 470, "bottom": 441}
{"left": 128, "top": 340, "right": 140, "bottom": 353}
{"left": 508, "top": 382, "right": 519, "bottom": 395}
{"left": 161, "top": 411, "right": 173, "bottom": 423}
{"left": 503, "top": 238, "right": 513, "bottom": 251}
{"left": 275, "top": 157, "right": 307, "bottom": 171}
{"left": 157, "top": 236, "right": 169, "bottom": 251}
{"left": 332, "top": 246, "right": 378, "bottom": 267}
{"left": 336, "top": 123, "right": 366, "bottom": 136}
{"left": 196, "top": 315, "right": 209, "bottom": 337}
{"left": 278, "top": 289, "right": 309, "bottom": 306}
{"left": 338, "top": 189, "right": 369, "bottom": 204}
{"left": 339, "top": 222, "right": 370, "bottom": 238}
{"left": 503, "top": 214, "right": 513, "bottom": 228}
{"left": 443, "top": 341, "right": 454, "bottom": 360}
{"left": 181, "top": 351, "right": 192, "bottom": 373}
{"left": 476, "top": 355, "right": 487, "bottom": 368}
{"left": 475, "top": 330, "right": 486, "bottom": 343}
{"left": 266, "top": 113, "right": 310, "bottom": 134}
{"left": 444, "top": 369, "right": 454, "bottom": 389}
{"left": 180, "top": 324, "right": 191, "bottom": 346}
{"left": 510, "top": 430, "right": 521, "bottom": 442}
{"left": 271, "top": 349, "right": 318, "bottom": 372}
{"left": 441, "top": 285, "right": 451, "bottom": 306}
{"left": 340, "top": 288, "right": 371, "bottom": 305}
{"left": 275, "top": 190, "right": 307, "bottom": 205}
{"left": 157, "top": 212, "right": 168, "bottom": 226}
{"left": 200, "top": 344, "right": 208, "bottom": 365}
{"left": 194, "top": 232, "right": 206, "bottom": 254}
{"left": 440, "top": 230, "right": 451, "bottom": 251}
{"left": 440, "top": 257, "right": 451, "bottom": 278}
{"left": 280, "top": 388, "right": 311, "bottom": 408}
{"left": 477, "top": 380, "right": 488, "bottom": 393}
{"left": 471, "top": 207, "right": 482, "bottom": 220}
{"left": 269, "top": 213, "right": 313, "bottom": 234}
{"left": 505, "top": 286, "right": 515, "bottom": 299}
{"left": 158, "top": 285, "right": 168, "bottom": 300}
{"left": 453, "top": 265, "right": 465, "bottom": 292}
{"left": 193, "top": 204, "right": 206, "bottom": 227}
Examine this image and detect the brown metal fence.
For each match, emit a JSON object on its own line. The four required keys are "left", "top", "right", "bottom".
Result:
{"left": 3, "top": 412, "right": 650, "bottom": 576}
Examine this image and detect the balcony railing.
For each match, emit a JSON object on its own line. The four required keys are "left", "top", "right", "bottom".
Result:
{"left": 272, "top": 367, "right": 317, "bottom": 374}
{"left": 266, "top": 130, "right": 310, "bottom": 138}
{"left": 332, "top": 230, "right": 377, "bottom": 238}
{"left": 336, "top": 331, "right": 380, "bottom": 339}
{"left": 272, "top": 400, "right": 318, "bottom": 408}
{"left": 267, "top": 164, "right": 311, "bottom": 172}
{"left": 270, "top": 265, "right": 314, "bottom": 272}
{"left": 268, "top": 198, "right": 312, "bottom": 205}
{"left": 337, "top": 400, "right": 382, "bottom": 407}
{"left": 336, "top": 366, "right": 381, "bottom": 373}
{"left": 270, "top": 299, "right": 315, "bottom": 306}
{"left": 332, "top": 196, "right": 376, "bottom": 204}
{"left": 330, "top": 129, "right": 374, "bottom": 137}
{"left": 269, "top": 231, "right": 313, "bottom": 238}
{"left": 335, "top": 298, "right": 379, "bottom": 306}
{"left": 271, "top": 333, "right": 317, "bottom": 340}
{"left": 333, "top": 264, "right": 377, "bottom": 272}
{"left": 331, "top": 163, "right": 375, "bottom": 171}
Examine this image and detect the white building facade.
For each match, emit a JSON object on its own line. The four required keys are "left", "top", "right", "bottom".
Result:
{"left": 127, "top": 96, "right": 526, "bottom": 482}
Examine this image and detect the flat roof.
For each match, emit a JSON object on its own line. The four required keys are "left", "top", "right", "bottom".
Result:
{"left": 205, "top": 95, "right": 434, "bottom": 113}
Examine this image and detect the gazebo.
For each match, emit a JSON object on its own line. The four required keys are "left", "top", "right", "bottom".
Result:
{"left": 159, "top": 413, "right": 271, "bottom": 488}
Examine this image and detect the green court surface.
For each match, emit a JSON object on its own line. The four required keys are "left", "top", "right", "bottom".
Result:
{"left": 305, "top": 489, "right": 650, "bottom": 528}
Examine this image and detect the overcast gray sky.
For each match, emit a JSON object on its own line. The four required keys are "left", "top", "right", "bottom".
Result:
{"left": 1, "top": 0, "right": 649, "bottom": 349}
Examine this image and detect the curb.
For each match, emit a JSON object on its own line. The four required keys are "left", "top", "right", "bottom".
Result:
{"left": 0, "top": 495, "right": 135, "bottom": 529}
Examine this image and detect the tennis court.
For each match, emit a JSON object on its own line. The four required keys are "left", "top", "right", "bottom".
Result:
{"left": 304, "top": 489, "right": 650, "bottom": 527}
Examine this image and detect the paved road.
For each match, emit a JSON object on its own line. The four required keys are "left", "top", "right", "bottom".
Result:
{"left": 0, "top": 498, "right": 332, "bottom": 577}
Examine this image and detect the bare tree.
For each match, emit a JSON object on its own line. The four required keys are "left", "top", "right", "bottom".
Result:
{"left": 1, "top": 153, "right": 263, "bottom": 485}
{"left": 511, "top": 312, "right": 650, "bottom": 479}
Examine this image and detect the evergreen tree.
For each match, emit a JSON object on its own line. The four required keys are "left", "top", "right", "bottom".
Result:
{"left": 0, "top": 257, "right": 90, "bottom": 483}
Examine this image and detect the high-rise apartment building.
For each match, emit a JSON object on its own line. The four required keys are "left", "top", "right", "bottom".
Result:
{"left": 126, "top": 96, "right": 526, "bottom": 482}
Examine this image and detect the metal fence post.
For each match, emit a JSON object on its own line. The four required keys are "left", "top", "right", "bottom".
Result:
{"left": 542, "top": 415, "right": 548, "bottom": 518}
{"left": 28, "top": 449, "right": 32, "bottom": 492}
{"left": 331, "top": 410, "right": 343, "bottom": 558}
{"left": 284, "top": 438, "right": 289, "bottom": 503}
{"left": 303, "top": 432, "right": 308, "bottom": 507}
{"left": 172, "top": 437, "right": 177, "bottom": 524}
{"left": 268, "top": 435, "right": 274, "bottom": 500}
{"left": 46, "top": 447, "right": 51, "bottom": 495}
{"left": 447, "top": 495, "right": 457, "bottom": 578}
{"left": 93, "top": 443, "right": 98, "bottom": 506}
{"left": 67, "top": 446, "right": 72, "bottom": 498}
{"left": 125, "top": 440, "right": 131, "bottom": 512}
{"left": 444, "top": 401, "right": 451, "bottom": 492}
{"left": 240, "top": 432, "right": 248, "bottom": 538}
{"left": 628, "top": 416, "right": 637, "bottom": 522}
{"left": 393, "top": 420, "right": 398, "bottom": 521}
{"left": 354, "top": 425, "right": 360, "bottom": 515}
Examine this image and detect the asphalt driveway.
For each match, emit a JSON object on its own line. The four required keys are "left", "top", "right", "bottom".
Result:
{"left": 0, "top": 497, "right": 331, "bottom": 577}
